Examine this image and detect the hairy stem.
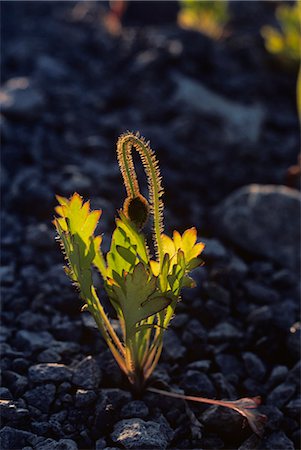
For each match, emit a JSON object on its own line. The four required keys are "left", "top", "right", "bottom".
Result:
{"left": 117, "top": 132, "right": 164, "bottom": 264}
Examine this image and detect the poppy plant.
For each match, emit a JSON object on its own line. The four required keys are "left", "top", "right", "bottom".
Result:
{"left": 54, "top": 132, "right": 266, "bottom": 435}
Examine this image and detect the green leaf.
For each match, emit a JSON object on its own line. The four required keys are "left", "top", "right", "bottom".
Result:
{"left": 162, "top": 228, "right": 204, "bottom": 274}
{"left": 117, "top": 211, "right": 149, "bottom": 263}
{"left": 111, "top": 262, "right": 172, "bottom": 336}
{"left": 93, "top": 235, "right": 107, "bottom": 280}
{"left": 54, "top": 193, "right": 106, "bottom": 282}
{"left": 135, "top": 323, "right": 167, "bottom": 333}
{"left": 54, "top": 194, "right": 126, "bottom": 368}
{"left": 107, "top": 226, "right": 136, "bottom": 276}
{"left": 111, "top": 270, "right": 126, "bottom": 290}
{"left": 159, "top": 253, "right": 170, "bottom": 292}
{"left": 182, "top": 275, "right": 196, "bottom": 288}
{"left": 186, "top": 257, "right": 203, "bottom": 271}
{"left": 177, "top": 249, "right": 186, "bottom": 271}
{"left": 167, "top": 263, "right": 184, "bottom": 294}
{"left": 106, "top": 211, "right": 150, "bottom": 283}
{"left": 116, "top": 245, "right": 137, "bottom": 267}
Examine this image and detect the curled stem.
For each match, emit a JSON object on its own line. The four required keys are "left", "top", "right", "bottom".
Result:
{"left": 117, "top": 132, "right": 164, "bottom": 264}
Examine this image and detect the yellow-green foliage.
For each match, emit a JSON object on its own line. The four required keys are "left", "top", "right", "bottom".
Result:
{"left": 54, "top": 132, "right": 204, "bottom": 391}
{"left": 178, "top": 0, "right": 229, "bottom": 39}
{"left": 261, "top": 2, "right": 301, "bottom": 68}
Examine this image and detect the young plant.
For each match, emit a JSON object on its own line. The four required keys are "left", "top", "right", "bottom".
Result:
{"left": 54, "top": 132, "right": 266, "bottom": 435}
{"left": 54, "top": 132, "right": 204, "bottom": 391}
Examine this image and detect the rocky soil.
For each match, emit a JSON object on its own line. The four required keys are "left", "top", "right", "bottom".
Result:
{"left": 1, "top": 2, "right": 300, "bottom": 449}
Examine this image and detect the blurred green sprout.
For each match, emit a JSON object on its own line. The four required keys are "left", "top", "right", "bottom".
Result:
{"left": 178, "top": 0, "right": 229, "bottom": 39}
{"left": 261, "top": 2, "right": 301, "bottom": 69}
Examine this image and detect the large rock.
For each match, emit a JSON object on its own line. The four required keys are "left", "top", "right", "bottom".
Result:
{"left": 267, "top": 382, "right": 296, "bottom": 409}
{"left": 200, "top": 405, "right": 243, "bottom": 435}
{"left": 29, "top": 363, "right": 73, "bottom": 383}
{"left": 162, "top": 329, "right": 186, "bottom": 361}
{"left": 15, "top": 330, "right": 54, "bottom": 352}
{"left": 24, "top": 384, "right": 56, "bottom": 413}
{"left": 2, "top": 371, "right": 28, "bottom": 397}
{"left": 262, "top": 431, "right": 294, "bottom": 449}
{"left": 72, "top": 356, "right": 102, "bottom": 389}
{"left": 0, "top": 426, "right": 36, "bottom": 450}
{"left": 173, "top": 73, "right": 264, "bottom": 143}
{"left": 35, "top": 438, "right": 78, "bottom": 450}
{"left": 181, "top": 370, "right": 216, "bottom": 397}
{"left": 213, "top": 185, "right": 301, "bottom": 272}
{"left": 111, "top": 417, "right": 173, "bottom": 449}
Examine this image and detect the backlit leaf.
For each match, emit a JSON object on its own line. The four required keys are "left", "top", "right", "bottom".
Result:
{"left": 161, "top": 234, "right": 176, "bottom": 258}
{"left": 117, "top": 245, "right": 137, "bottom": 267}
{"left": 111, "top": 262, "right": 172, "bottom": 336}
{"left": 150, "top": 260, "right": 160, "bottom": 277}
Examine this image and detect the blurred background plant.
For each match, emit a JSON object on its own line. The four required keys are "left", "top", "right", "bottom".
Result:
{"left": 178, "top": 0, "right": 229, "bottom": 39}
{"left": 296, "top": 2, "right": 301, "bottom": 127}
{"left": 261, "top": 2, "right": 300, "bottom": 70}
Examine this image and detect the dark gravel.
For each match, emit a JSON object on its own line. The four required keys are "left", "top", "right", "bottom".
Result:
{"left": 1, "top": 2, "right": 300, "bottom": 449}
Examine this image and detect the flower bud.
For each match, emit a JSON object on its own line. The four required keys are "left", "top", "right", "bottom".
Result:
{"left": 123, "top": 194, "right": 149, "bottom": 229}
